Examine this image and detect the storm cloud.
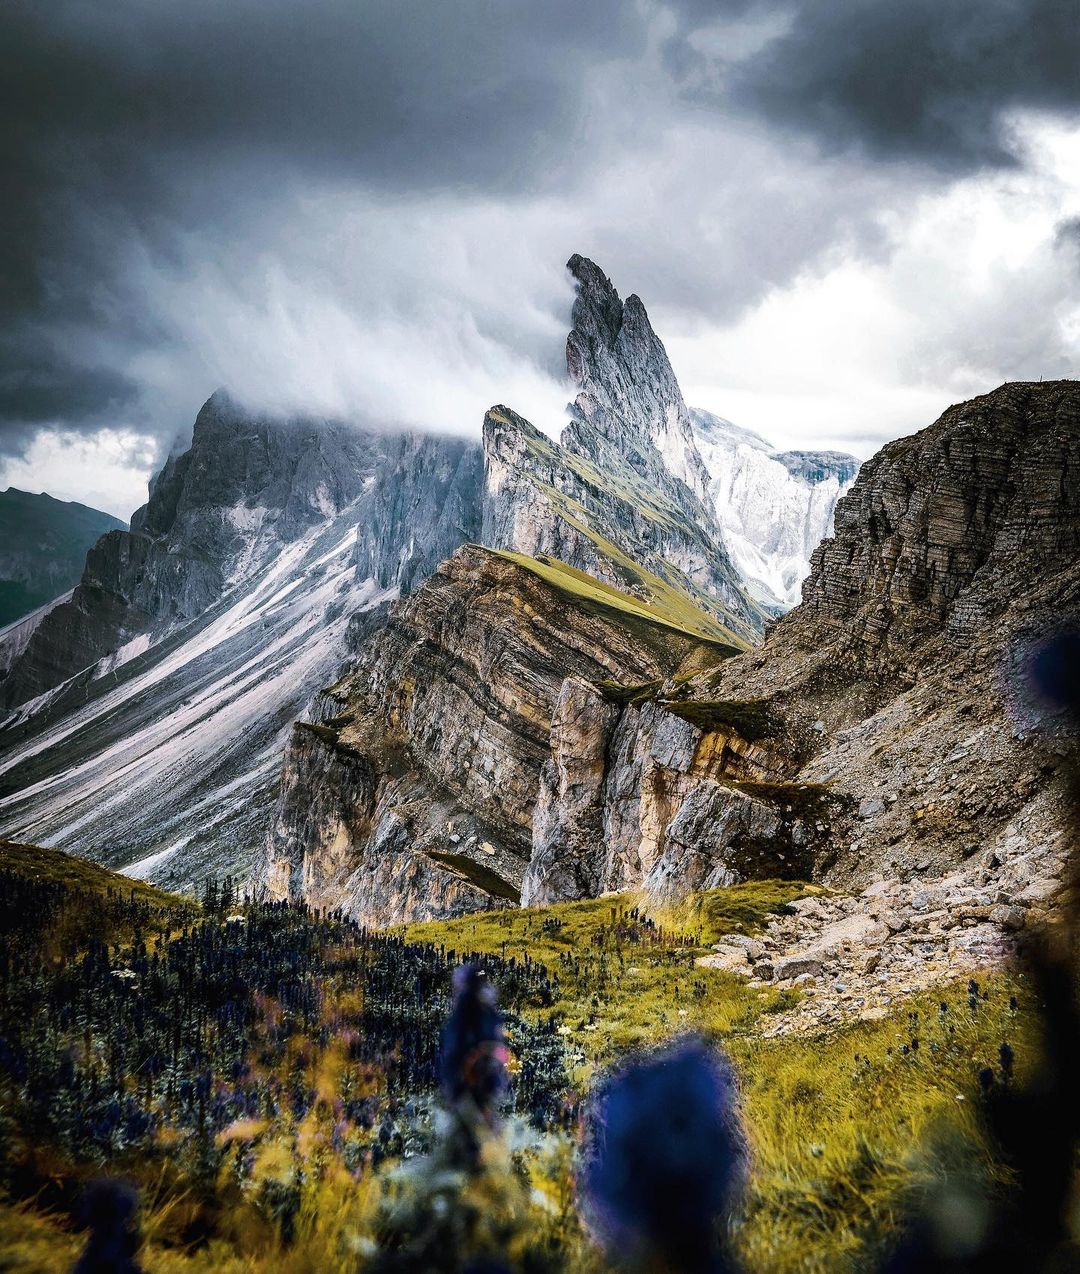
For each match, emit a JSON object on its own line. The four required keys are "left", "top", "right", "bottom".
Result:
{"left": 719, "top": 0, "right": 1080, "bottom": 170}
{"left": 1, "top": 0, "right": 1079, "bottom": 515}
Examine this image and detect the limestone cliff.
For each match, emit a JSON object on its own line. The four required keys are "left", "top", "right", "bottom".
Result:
{"left": 268, "top": 381, "right": 1080, "bottom": 930}
{"left": 701, "top": 379, "right": 1080, "bottom": 890}
{"left": 0, "top": 392, "right": 380, "bottom": 710}
{"left": 355, "top": 432, "right": 483, "bottom": 595}
{"left": 263, "top": 544, "right": 760, "bottom": 923}
{"left": 480, "top": 256, "right": 767, "bottom": 643}
{"left": 690, "top": 408, "right": 860, "bottom": 609}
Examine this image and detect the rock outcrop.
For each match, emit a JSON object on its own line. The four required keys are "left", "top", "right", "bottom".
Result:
{"left": 355, "top": 432, "right": 483, "bottom": 595}
{"left": 702, "top": 784, "right": 1067, "bottom": 1037}
{"left": 698, "top": 379, "right": 1080, "bottom": 892}
{"left": 481, "top": 406, "right": 761, "bottom": 646}
{"left": 263, "top": 544, "right": 763, "bottom": 923}
{"left": 269, "top": 381, "right": 1080, "bottom": 935}
{"left": 563, "top": 254, "right": 713, "bottom": 508}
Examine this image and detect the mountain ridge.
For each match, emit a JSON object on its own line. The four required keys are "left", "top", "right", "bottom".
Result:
{"left": 0, "top": 487, "right": 126, "bottom": 629}
{"left": 263, "top": 379, "right": 1079, "bottom": 933}
{"left": 690, "top": 407, "right": 860, "bottom": 609}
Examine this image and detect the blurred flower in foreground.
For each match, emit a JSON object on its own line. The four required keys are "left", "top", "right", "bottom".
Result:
{"left": 1007, "top": 625, "right": 1080, "bottom": 736}
{"left": 440, "top": 965, "right": 508, "bottom": 1118}
{"left": 73, "top": 1178, "right": 143, "bottom": 1273}
{"left": 439, "top": 964, "right": 509, "bottom": 1173}
{"left": 581, "top": 1035, "right": 745, "bottom": 1274}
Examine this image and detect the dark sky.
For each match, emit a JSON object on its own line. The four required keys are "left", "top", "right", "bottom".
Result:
{"left": 2, "top": 0, "right": 1079, "bottom": 514}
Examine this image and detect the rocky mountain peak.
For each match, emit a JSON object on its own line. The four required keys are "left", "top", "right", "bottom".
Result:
{"left": 563, "top": 254, "right": 712, "bottom": 506}
{"left": 480, "top": 401, "right": 765, "bottom": 644}
{"left": 132, "top": 390, "right": 375, "bottom": 550}
{"left": 263, "top": 377, "right": 1080, "bottom": 933}
{"left": 689, "top": 408, "right": 860, "bottom": 610}
{"left": 479, "top": 257, "right": 766, "bottom": 640}
{"left": 566, "top": 253, "right": 623, "bottom": 350}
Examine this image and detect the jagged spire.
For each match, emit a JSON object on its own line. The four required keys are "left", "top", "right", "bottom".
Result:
{"left": 562, "top": 253, "right": 713, "bottom": 509}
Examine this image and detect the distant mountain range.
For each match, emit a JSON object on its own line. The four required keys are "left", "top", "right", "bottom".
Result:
{"left": 691, "top": 410, "right": 859, "bottom": 609}
{"left": 0, "top": 489, "right": 125, "bottom": 628}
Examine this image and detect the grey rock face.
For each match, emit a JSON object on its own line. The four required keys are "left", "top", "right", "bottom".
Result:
{"left": 795, "top": 380, "right": 1080, "bottom": 656}
{"left": 645, "top": 780, "right": 798, "bottom": 903}
{"left": 0, "top": 393, "right": 486, "bottom": 890}
{"left": 524, "top": 677, "right": 619, "bottom": 906}
{"left": 355, "top": 432, "right": 483, "bottom": 595}
{"left": 481, "top": 406, "right": 762, "bottom": 645}
{"left": 690, "top": 408, "right": 860, "bottom": 610}
{"left": 264, "top": 545, "right": 755, "bottom": 923}
{"left": 565, "top": 254, "right": 713, "bottom": 508}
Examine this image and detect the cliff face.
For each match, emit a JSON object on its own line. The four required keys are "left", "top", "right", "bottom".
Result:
{"left": 696, "top": 380, "right": 1080, "bottom": 888}
{"left": 481, "top": 406, "right": 761, "bottom": 646}
{"left": 263, "top": 544, "right": 771, "bottom": 923}
{"left": 354, "top": 432, "right": 483, "bottom": 595}
{"left": 690, "top": 409, "right": 860, "bottom": 609}
{"left": 268, "top": 381, "right": 1080, "bottom": 928}
{"left": 564, "top": 254, "right": 713, "bottom": 507}
{"left": 264, "top": 543, "right": 823, "bottom": 923}
{"left": 791, "top": 381, "right": 1080, "bottom": 659}
{"left": 0, "top": 392, "right": 382, "bottom": 711}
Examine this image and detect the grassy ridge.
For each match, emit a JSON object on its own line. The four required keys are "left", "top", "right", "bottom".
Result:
{"left": 0, "top": 839, "right": 190, "bottom": 910}
{"left": 491, "top": 547, "right": 745, "bottom": 656}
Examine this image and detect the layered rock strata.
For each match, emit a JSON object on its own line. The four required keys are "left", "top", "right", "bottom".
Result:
{"left": 269, "top": 381, "right": 1080, "bottom": 931}
{"left": 264, "top": 545, "right": 836, "bottom": 922}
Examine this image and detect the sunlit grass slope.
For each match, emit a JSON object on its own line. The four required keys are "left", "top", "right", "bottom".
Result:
{"left": 405, "top": 886, "right": 1037, "bottom": 1273}
{"left": 0, "top": 838, "right": 190, "bottom": 911}
{"left": 491, "top": 547, "right": 745, "bottom": 654}
{"left": 404, "top": 882, "right": 815, "bottom": 1074}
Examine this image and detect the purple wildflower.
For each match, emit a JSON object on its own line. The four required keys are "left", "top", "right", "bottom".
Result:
{"left": 581, "top": 1035, "right": 745, "bottom": 1273}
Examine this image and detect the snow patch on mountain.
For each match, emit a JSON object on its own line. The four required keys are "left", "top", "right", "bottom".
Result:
{"left": 690, "top": 408, "right": 860, "bottom": 609}
{"left": 0, "top": 500, "right": 394, "bottom": 889}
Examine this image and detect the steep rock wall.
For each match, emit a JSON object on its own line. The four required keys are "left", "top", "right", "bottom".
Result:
{"left": 268, "top": 381, "right": 1080, "bottom": 926}
{"left": 265, "top": 545, "right": 820, "bottom": 922}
